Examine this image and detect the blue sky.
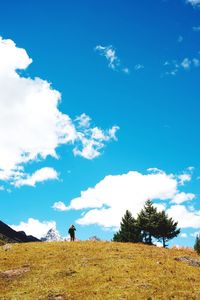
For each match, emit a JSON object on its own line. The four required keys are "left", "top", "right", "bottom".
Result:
{"left": 0, "top": 0, "right": 200, "bottom": 246}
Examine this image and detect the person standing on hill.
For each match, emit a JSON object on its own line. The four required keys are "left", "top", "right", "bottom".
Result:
{"left": 68, "top": 225, "right": 76, "bottom": 241}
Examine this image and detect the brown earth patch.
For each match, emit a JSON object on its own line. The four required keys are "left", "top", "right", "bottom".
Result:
{"left": 47, "top": 292, "right": 68, "bottom": 300}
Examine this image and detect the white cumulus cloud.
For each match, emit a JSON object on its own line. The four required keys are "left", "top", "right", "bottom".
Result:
{"left": 14, "top": 167, "right": 58, "bottom": 187}
{"left": 10, "top": 218, "right": 56, "bottom": 239}
{"left": 0, "top": 37, "right": 119, "bottom": 187}
{"left": 178, "top": 173, "right": 192, "bottom": 185}
{"left": 171, "top": 192, "right": 195, "bottom": 204}
{"left": 52, "top": 201, "right": 68, "bottom": 211}
{"left": 57, "top": 169, "right": 195, "bottom": 229}
{"left": 53, "top": 168, "right": 197, "bottom": 229}
{"left": 167, "top": 205, "right": 200, "bottom": 228}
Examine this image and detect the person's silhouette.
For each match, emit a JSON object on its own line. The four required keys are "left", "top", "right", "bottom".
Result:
{"left": 68, "top": 225, "right": 76, "bottom": 241}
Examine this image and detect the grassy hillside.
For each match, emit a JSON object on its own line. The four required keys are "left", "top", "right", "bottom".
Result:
{"left": 0, "top": 241, "right": 200, "bottom": 299}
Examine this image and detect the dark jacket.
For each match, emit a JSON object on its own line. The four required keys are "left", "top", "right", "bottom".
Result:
{"left": 68, "top": 226, "right": 76, "bottom": 235}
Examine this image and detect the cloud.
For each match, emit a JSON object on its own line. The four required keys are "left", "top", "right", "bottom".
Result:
{"left": 163, "top": 60, "right": 179, "bottom": 76}
{"left": 73, "top": 122, "right": 119, "bottom": 160}
{"left": 77, "top": 207, "right": 121, "bottom": 228}
{"left": 190, "top": 231, "right": 200, "bottom": 237}
{"left": 180, "top": 233, "right": 188, "bottom": 238}
{"left": 193, "top": 26, "right": 200, "bottom": 31}
{"left": 74, "top": 113, "right": 91, "bottom": 128}
{"left": 186, "top": 0, "right": 200, "bottom": 7}
{"left": 59, "top": 168, "right": 194, "bottom": 229}
{"left": 181, "top": 58, "right": 191, "bottom": 69}
{"left": 192, "top": 58, "right": 200, "bottom": 67}
{"left": 52, "top": 201, "right": 68, "bottom": 211}
{"left": 147, "top": 167, "right": 164, "bottom": 174}
{"left": 154, "top": 203, "right": 166, "bottom": 211}
{"left": 177, "top": 35, "right": 183, "bottom": 43}
{"left": 180, "top": 58, "right": 200, "bottom": 69}
{"left": 187, "top": 166, "right": 194, "bottom": 171}
{"left": 95, "top": 45, "right": 129, "bottom": 73}
{"left": 95, "top": 45, "right": 119, "bottom": 70}
{"left": 0, "top": 37, "right": 119, "bottom": 186}
{"left": 164, "top": 56, "right": 200, "bottom": 76}
{"left": 171, "top": 192, "right": 195, "bottom": 204}
{"left": 14, "top": 167, "right": 58, "bottom": 187}
{"left": 178, "top": 173, "right": 192, "bottom": 185}
{"left": 167, "top": 205, "right": 200, "bottom": 228}
{"left": 122, "top": 68, "right": 130, "bottom": 74}
{"left": 134, "top": 64, "right": 144, "bottom": 71}
{"left": 10, "top": 218, "right": 56, "bottom": 239}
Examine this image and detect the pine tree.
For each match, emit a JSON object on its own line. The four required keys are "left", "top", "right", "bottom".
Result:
{"left": 113, "top": 210, "right": 142, "bottom": 243}
{"left": 154, "top": 211, "right": 180, "bottom": 248}
{"left": 137, "top": 199, "right": 158, "bottom": 244}
{"left": 194, "top": 234, "right": 200, "bottom": 255}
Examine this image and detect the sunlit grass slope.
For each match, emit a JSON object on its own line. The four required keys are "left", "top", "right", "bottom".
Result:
{"left": 0, "top": 241, "right": 200, "bottom": 299}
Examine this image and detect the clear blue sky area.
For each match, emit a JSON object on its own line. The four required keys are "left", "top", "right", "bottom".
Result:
{"left": 0, "top": 0, "right": 200, "bottom": 247}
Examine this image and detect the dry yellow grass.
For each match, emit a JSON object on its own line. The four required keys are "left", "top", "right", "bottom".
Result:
{"left": 0, "top": 241, "right": 200, "bottom": 299}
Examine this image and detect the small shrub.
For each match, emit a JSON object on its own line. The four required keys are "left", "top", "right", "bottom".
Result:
{"left": 194, "top": 234, "right": 200, "bottom": 255}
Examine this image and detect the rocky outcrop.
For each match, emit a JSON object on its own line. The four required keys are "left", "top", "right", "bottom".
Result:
{"left": 0, "top": 220, "right": 40, "bottom": 243}
{"left": 175, "top": 256, "right": 200, "bottom": 267}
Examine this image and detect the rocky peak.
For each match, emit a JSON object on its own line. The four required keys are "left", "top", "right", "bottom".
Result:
{"left": 41, "top": 228, "right": 62, "bottom": 242}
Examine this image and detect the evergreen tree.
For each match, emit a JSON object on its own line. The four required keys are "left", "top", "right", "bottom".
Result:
{"left": 137, "top": 200, "right": 158, "bottom": 244}
{"left": 154, "top": 211, "right": 180, "bottom": 248}
{"left": 194, "top": 234, "right": 200, "bottom": 255}
{"left": 113, "top": 210, "right": 142, "bottom": 243}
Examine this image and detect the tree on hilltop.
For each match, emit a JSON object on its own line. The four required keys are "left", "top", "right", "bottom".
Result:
{"left": 113, "top": 210, "right": 142, "bottom": 243}
{"left": 194, "top": 234, "right": 200, "bottom": 255}
{"left": 113, "top": 200, "right": 180, "bottom": 247}
{"left": 153, "top": 210, "right": 180, "bottom": 248}
{"left": 137, "top": 199, "right": 159, "bottom": 244}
